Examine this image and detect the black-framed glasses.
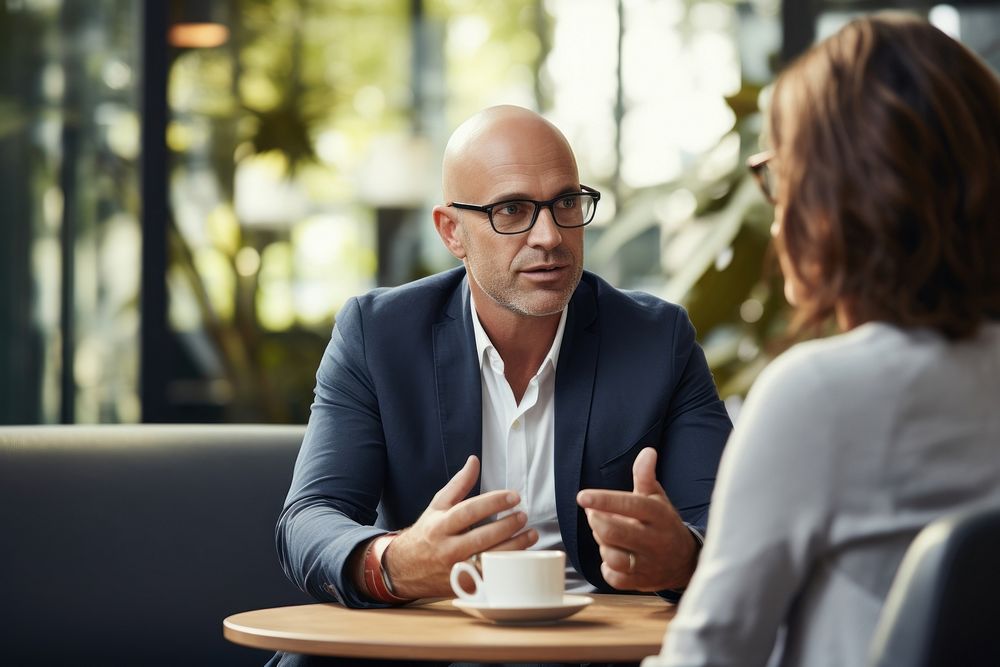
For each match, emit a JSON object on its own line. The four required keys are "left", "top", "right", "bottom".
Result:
{"left": 448, "top": 185, "right": 601, "bottom": 235}
{"left": 747, "top": 151, "right": 776, "bottom": 205}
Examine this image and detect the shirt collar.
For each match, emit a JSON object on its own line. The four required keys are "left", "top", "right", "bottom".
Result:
{"left": 469, "top": 287, "right": 568, "bottom": 375}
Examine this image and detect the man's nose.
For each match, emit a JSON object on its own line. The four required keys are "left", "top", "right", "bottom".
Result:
{"left": 526, "top": 205, "right": 562, "bottom": 249}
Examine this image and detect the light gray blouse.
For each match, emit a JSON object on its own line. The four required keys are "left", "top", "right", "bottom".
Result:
{"left": 643, "top": 322, "right": 1000, "bottom": 667}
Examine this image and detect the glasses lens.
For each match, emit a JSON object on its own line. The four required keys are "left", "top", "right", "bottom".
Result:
{"left": 748, "top": 153, "right": 775, "bottom": 204}
{"left": 759, "top": 165, "right": 775, "bottom": 202}
{"left": 490, "top": 201, "right": 536, "bottom": 233}
{"left": 552, "top": 194, "right": 595, "bottom": 228}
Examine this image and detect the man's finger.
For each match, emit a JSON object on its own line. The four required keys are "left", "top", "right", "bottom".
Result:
{"left": 577, "top": 488, "right": 662, "bottom": 522}
{"left": 632, "top": 447, "right": 666, "bottom": 498}
{"left": 599, "top": 543, "right": 633, "bottom": 574}
{"left": 600, "top": 561, "right": 632, "bottom": 591}
{"left": 461, "top": 511, "right": 528, "bottom": 553}
{"left": 490, "top": 528, "right": 539, "bottom": 552}
{"left": 586, "top": 507, "right": 653, "bottom": 551}
{"left": 442, "top": 490, "right": 520, "bottom": 533}
{"left": 584, "top": 508, "right": 608, "bottom": 547}
{"left": 431, "top": 455, "right": 480, "bottom": 509}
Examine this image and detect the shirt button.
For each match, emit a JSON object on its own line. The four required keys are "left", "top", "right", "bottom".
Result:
{"left": 512, "top": 419, "right": 521, "bottom": 429}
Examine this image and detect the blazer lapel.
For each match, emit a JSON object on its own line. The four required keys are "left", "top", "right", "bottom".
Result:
{"left": 554, "top": 278, "right": 599, "bottom": 573}
{"left": 432, "top": 274, "right": 483, "bottom": 493}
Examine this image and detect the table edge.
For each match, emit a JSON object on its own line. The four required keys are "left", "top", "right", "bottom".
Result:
{"left": 223, "top": 596, "right": 670, "bottom": 662}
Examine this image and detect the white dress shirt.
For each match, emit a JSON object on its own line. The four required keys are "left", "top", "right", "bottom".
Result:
{"left": 470, "top": 292, "right": 594, "bottom": 592}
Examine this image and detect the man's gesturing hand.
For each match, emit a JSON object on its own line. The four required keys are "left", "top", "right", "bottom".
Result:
{"left": 576, "top": 447, "right": 697, "bottom": 592}
{"left": 383, "top": 455, "right": 538, "bottom": 599}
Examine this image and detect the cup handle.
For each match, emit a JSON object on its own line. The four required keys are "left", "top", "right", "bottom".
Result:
{"left": 450, "top": 560, "right": 486, "bottom": 603}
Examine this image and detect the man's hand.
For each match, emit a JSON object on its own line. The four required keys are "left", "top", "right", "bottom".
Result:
{"left": 382, "top": 455, "right": 539, "bottom": 599}
{"left": 576, "top": 447, "right": 697, "bottom": 592}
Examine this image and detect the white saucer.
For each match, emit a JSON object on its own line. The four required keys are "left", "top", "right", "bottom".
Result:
{"left": 452, "top": 594, "right": 593, "bottom": 624}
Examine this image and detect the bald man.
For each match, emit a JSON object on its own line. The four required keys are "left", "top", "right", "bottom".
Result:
{"left": 276, "top": 106, "right": 732, "bottom": 612}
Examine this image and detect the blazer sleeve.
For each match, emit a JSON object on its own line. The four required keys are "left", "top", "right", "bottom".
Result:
{"left": 659, "top": 308, "right": 732, "bottom": 533}
{"left": 275, "top": 297, "right": 393, "bottom": 609}
{"left": 655, "top": 309, "right": 733, "bottom": 601}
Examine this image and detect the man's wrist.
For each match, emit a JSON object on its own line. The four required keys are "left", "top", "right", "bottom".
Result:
{"left": 656, "top": 523, "right": 703, "bottom": 595}
{"left": 670, "top": 523, "right": 703, "bottom": 591}
{"left": 357, "top": 532, "right": 411, "bottom": 604}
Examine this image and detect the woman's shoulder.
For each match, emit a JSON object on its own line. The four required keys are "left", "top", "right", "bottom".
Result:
{"left": 758, "top": 323, "right": 907, "bottom": 394}
{"left": 734, "top": 324, "right": 907, "bottom": 453}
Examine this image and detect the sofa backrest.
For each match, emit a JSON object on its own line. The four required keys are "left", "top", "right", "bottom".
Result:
{"left": 0, "top": 424, "right": 314, "bottom": 666}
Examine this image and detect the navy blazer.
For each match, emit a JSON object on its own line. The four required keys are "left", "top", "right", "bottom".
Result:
{"left": 277, "top": 267, "right": 732, "bottom": 608}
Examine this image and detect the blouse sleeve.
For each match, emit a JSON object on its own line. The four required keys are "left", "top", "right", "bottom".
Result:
{"left": 643, "top": 346, "right": 838, "bottom": 667}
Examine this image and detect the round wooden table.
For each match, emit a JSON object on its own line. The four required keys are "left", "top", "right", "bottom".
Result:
{"left": 223, "top": 593, "right": 675, "bottom": 663}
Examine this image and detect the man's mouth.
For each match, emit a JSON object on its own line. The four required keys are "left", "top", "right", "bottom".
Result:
{"left": 519, "top": 264, "right": 571, "bottom": 283}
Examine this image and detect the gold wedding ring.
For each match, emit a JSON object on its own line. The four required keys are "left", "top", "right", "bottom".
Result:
{"left": 627, "top": 551, "right": 636, "bottom": 573}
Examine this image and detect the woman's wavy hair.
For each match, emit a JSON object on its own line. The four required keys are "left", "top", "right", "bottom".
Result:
{"left": 770, "top": 13, "right": 1000, "bottom": 339}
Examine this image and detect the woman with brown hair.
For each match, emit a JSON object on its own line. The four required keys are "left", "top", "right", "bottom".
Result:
{"left": 642, "top": 13, "right": 1000, "bottom": 667}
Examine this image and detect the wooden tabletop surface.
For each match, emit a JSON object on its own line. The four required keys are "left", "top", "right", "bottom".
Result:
{"left": 223, "top": 593, "right": 675, "bottom": 663}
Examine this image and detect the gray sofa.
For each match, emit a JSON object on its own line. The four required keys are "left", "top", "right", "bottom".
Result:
{"left": 0, "top": 424, "right": 314, "bottom": 666}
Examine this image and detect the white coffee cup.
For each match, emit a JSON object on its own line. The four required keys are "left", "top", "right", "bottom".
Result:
{"left": 450, "top": 550, "right": 565, "bottom": 608}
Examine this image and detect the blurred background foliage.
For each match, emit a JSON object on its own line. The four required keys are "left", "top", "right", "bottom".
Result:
{"left": 2, "top": 0, "right": 997, "bottom": 424}
{"left": 165, "top": 0, "right": 788, "bottom": 423}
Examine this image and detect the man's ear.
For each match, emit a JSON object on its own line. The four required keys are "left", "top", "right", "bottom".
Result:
{"left": 432, "top": 205, "right": 467, "bottom": 260}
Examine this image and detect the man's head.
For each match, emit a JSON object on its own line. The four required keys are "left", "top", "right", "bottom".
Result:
{"left": 432, "top": 106, "right": 588, "bottom": 320}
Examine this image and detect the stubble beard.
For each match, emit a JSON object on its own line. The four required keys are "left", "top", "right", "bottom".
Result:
{"left": 468, "top": 258, "right": 583, "bottom": 318}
